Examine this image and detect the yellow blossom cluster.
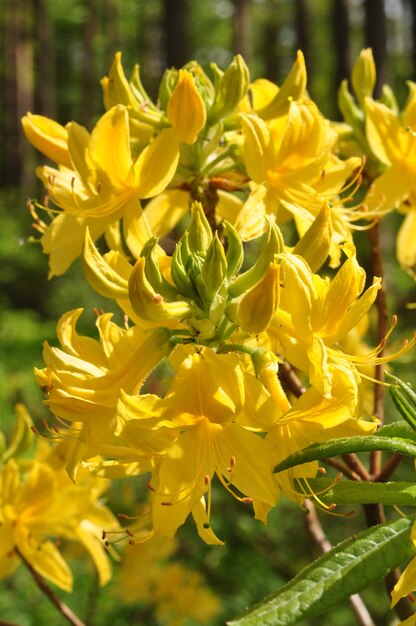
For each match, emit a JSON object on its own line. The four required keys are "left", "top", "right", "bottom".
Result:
{"left": 22, "top": 49, "right": 414, "bottom": 562}
{"left": 0, "top": 405, "right": 119, "bottom": 591}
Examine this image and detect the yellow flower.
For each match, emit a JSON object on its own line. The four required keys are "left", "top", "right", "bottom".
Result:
{"left": 0, "top": 410, "right": 119, "bottom": 590}
{"left": 35, "top": 309, "right": 173, "bottom": 478}
{"left": 22, "top": 106, "right": 179, "bottom": 276}
{"left": 364, "top": 90, "right": 416, "bottom": 275}
{"left": 119, "top": 348, "right": 278, "bottom": 543}
{"left": 269, "top": 249, "right": 381, "bottom": 396}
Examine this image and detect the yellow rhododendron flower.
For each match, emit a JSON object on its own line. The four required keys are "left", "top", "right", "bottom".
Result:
{"left": 0, "top": 409, "right": 119, "bottom": 590}
{"left": 22, "top": 105, "right": 179, "bottom": 275}
{"left": 364, "top": 89, "right": 416, "bottom": 276}
{"left": 35, "top": 309, "right": 173, "bottom": 478}
{"left": 118, "top": 348, "right": 278, "bottom": 543}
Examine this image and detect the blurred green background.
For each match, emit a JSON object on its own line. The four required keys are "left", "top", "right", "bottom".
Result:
{"left": 0, "top": 1, "right": 416, "bottom": 624}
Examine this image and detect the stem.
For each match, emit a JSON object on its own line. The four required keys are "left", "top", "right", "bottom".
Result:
{"left": 304, "top": 500, "right": 376, "bottom": 626}
{"left": 0, "top": 621, "right": 24, "bottom": 626}
{"left": 323, "top": 457, "right": 362, "bottom": 481}
{"left": 17, "top": 549, "right": 86, "bottom": 626}
{"left": 342, "top": 453, "right": 371, "bottom": 481}
{"left": 375, "top": 453, "right": 404, "bottom": 482}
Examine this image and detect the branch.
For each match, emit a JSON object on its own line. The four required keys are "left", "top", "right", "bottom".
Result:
{"left": 304, "top": 500, "right": 376, "bottom": 626}
{"left": 16, "top": 549, "right": 86, "bottom": 626}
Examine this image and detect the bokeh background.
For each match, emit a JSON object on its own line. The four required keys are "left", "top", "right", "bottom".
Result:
{"left": 0, "top": 1, "right": 415, "bottom": 625}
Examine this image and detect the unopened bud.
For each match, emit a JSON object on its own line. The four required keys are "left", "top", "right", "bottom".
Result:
{"left": 201, "top": 233, "right": 228, "bottom": 302}
{"left": 237, "top": 261, "right": 280, "bottom": 333}
{"left": 352, "top": 49, "right": 376, "bottom": 105}
{"left": 188, "top": 202, "right": 213, "bottom": 253}
{"left": 293, "top": 203, "right": 333, "bottom": 272}
{"left": 207, "top": 55, "right": 250, "bottom": 124}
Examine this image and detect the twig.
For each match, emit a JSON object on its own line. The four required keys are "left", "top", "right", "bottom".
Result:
{"left": 0, "top": 620, "right": 24, "bottom": 626}
{"left": 342, "top": 453, "right": 371, "bottom": 481}
{"left": 304, "top": 500, "right": 376, "bottom": 626}
{"left": 323, "top": 457, "right": 362, "bottom": 481}
{"left": 375, "top": 453, "right": 404, "bottom": 483}
{"left": 278, "top": 359, "right": 306, "bottom": 398}
{"left": 16, "top": 548, "right": 86, "bottom": 626}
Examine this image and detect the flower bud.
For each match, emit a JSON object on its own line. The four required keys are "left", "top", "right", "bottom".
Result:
{"left": 256, "top": 50, "right": 307, "bottom": 120}
{"left": 207, "top": 55, "right": 250, "bottom": 124}
{"left": 188, "top": 202, "right": 213, "bottom": 254}
{"left": 167, "top": 69, "right": 207, "bottom": 144}
{"left": 129, "top": 257, "right": 195, "bottom": 322}
{"left": 236, "top": 261, "right": 280, "bottom": 333}
{"left": 229, "top": 218, "right": 283, "bottom": 297}
{"left": 140, "top": 237, "right": 179, "bottom": 300}
{"left": 293, "top": 203, "right": 333, "bottom": 272}
{"left": 352, "top": 49, "right": 376, "bottom": 106}
{"left": 337, "top": 80, "right": 366, "bottom": 146}
{"left": 224, "top": 221, "right": 244, "bottom": 278}
{"left": 201, "top": 233, "right": 228, "bottom": 302}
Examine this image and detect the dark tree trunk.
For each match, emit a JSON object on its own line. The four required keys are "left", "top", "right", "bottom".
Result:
{"left": 409, "top": 0, "right": 416, "bottom": 81}
{"left": 2, "top": 0, "right": 34, "bottom": 187}
{"left": 261, "top": 0, "right": 281, "bottom": 81}
{"left": 333, "top": 0, "right": 351, "bottom": 87}
{"left": 82, "top": 0, "right": 98, "bottom": 126}
{"left": 295, "top": 0, "right": 312, "bottom": 89}
{"left": 33, "top": 0, "right": 56, "bottom": 118}
{"left": 364, "top": 0, "right": 387, "bottom": 97}
{"left": 233, "top": 0, "right": 252, "bottom": 64}
{"left": 163, "top": 0, "right": 189, "bottom": 68}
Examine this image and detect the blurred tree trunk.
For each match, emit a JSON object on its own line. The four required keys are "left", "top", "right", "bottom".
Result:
{"left": 261, "top": 0, "right": 281, "bottom": 81}
{"left": 409, "top": 0, "right": 416, "bottom": 81}
{"left": 295, "top": 0, "right": 312, "bottom": 88}
{"left": 2, "top": 0, "right": 34, "bottom": 187}
{"left": 33, "top": 0, "right": 56, "bottom": 118}
{"left": 163, "top": 0, "right": 189, "bottom": 68}
{"left": 233, "top": 0, "right": 252, "bottom": 64}
{"left": 332, "top": 0, "right": 351, "bottom": 86}
{"left": 105, "top": 0, "right": 120, "bottom": 61}
{"left": 364, "top": 0, "right": 387, "bottom": 96}
{"left": 82, "top": 0, "right": 98, "bottom": 126}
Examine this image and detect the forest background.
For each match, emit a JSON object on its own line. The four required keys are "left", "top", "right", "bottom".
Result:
{"left": 1, "top": 1, "right": 416, "bottom": 625}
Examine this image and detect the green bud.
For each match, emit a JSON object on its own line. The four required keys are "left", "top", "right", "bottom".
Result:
{"left": 188, "top": 202, "right": 213, "bottom": 253}
{"left": 140, "top": 237, "right": 179, "bottom": 300}
{"left": 183, "top": 60, "right": 215, "bottom": 109}
{"left": 387, "top": 373, "right": 416, "bottom": 431}
{"left": 158, "top": 67, "right": 180, "bottom": 110}
{"left": 229, "top": 219, "right": 283, "bottom": 298}
{"left": 379, "top": 84, "right": 399, "bottom": 113}
{"left": 223, "top": 221, "right": 244, "bottom": 278}
{"left": 171, "top": 241, "right": 199, "bottom": 300}
{"left": 129, "top": 64, "right": 157, "bottom": 109}
{"left": 207, "top": 55, "right": 250, "bottom": 124}
{"left": 201, "top": 233, "right": 228, "bottom": 302}
{"left": 352, "top": 49, "right": 376, "bottom": 106}
{"left": 338, "top": 80, "right": 364, "bottom": 128}
{"left": 129, "top": 257, "right": 195, "bottom": 322}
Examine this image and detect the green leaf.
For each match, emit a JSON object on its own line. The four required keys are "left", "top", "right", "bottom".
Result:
{"left": 228, "top": 517, "right": 416, "bottom": 626}
{"left": 305, "top": 479, "right": 416, "bottom": 507}
{"left": 274, "top": 429, "right": 416, "bottom": 474}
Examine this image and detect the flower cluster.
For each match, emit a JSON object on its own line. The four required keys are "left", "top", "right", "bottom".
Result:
{"left": 0, "top": 405, "right": 119, "bottom": 590}
{"left": 23, "top": 49, "right": 414, "bottom": 558}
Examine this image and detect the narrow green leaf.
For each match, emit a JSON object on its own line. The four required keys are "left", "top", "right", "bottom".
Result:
{"left": 305, "top": 479, "right": 416, "bottom": 507}
{"left": 274, "top": 432, "right": 416, "bottom": 474}
{"left": 228, "top": 517, "right": 416, "bottom": 626}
